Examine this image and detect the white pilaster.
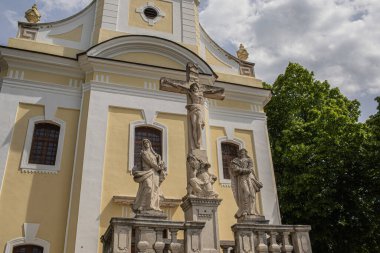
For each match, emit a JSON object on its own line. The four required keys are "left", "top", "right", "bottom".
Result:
{"left": 252, "top": 120, "right": 281, "bottom": 225}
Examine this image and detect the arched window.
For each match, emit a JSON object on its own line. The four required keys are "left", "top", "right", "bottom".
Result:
{"left": 134, "top": 126, "right": 162, "bottom": 169}
{"left": 29, "top": 123, "right": 60, "bottom": 165}
{"left": 21, "top": 116, "right": 66, "bottom": 173}
{"left": 216, "top": 137, "right": 245, "bottom": 185}
{"left": 221, "top": 142, "right": 240, "bottom": 180}
{"left": 13, "top": 245, "right": 43, "bottom": 253}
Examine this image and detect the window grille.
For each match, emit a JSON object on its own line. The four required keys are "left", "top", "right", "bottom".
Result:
{"left": 134, "top": 126, "right": 162, "bottom": 169}
{"left": 13, "top": 245, "right": 43, "bottom": 253}
{"left": 221, "top": 142, "right": 240, "bottom": 179}
{"left": 28, "top": 123, "right": 60, "bottom": 165}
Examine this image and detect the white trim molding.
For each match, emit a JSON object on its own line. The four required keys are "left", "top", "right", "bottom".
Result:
{"left": 5, "top": 223, "right": 50, "bottom": 253}
{"left": 216, "top": 136, "right": 245, "bottom": 186}
{"left": 20, "top": 116, "right": 66, "bottom": 174}
{"left": 128, "top": 120, "right": 168, "bottom": 171}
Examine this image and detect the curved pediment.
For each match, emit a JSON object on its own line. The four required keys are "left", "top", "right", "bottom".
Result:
{"left": 83, "top": 35, "right": 216, "bottom": 76}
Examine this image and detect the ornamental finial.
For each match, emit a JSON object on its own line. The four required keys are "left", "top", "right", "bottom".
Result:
{"left": 25, "top": 3, "right": 41, "bottom": 23}
{"left": 236, "top": 43, "right": 249, "bottom": 61}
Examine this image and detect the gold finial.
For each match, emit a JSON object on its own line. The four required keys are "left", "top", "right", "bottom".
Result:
{"left": 25, "top": 3, "right": 41, "bottom": 23}
{"left": 236, "top": 44, "right": 249, "bottom": 61}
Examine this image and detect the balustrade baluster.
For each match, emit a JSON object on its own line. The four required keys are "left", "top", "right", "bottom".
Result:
{"left": 281, "top": 232, "right": 293, "bottom": 253}
{"left": 268, "top": 232, "right": 281, "bottom": 253}
{"left": 256, "top": 231, "right": 269, "bottom": 253}
{"left": 169, "top": 229, "right": 181, "bottom": 253}
{"left": 137, "top": 240, "right": 149, "bottom": 253}
{"left": 154, "top": 229, "right": 165, "bottom": 253}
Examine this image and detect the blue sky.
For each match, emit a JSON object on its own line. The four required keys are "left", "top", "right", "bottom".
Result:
{"left": 1, "top": 0, "right": 379, "bottom": 121}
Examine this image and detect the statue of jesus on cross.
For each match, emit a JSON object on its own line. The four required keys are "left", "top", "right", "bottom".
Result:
{"left": 160, "top": 63, "right": 225, "bottom": 150}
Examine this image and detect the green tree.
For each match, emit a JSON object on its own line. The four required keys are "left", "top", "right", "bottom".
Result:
{"left": 264, "top": 63, "right": 379, "bottom": 252}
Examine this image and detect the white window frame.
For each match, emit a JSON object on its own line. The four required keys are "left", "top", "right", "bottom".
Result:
{"left": 129, "top": 120, "right": 168, "bottom": 171}
{"left": 216, "top": 136, "right": 245, "bottom": 186}
{"left": 135, "top": 2, "right": 166, "bottom": 26}
{"left": 20, "top": 116, "right": 66, "bottom": 174}
{"left": 5, "top": 237, "right": 50, "bottom": 253}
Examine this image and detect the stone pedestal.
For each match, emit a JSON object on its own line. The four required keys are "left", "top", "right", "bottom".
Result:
{"left": 181, "top": 197, "right": 222, "bottom": 253}
{"left": 292, "top": 227, "right": 312, "bottom": 253}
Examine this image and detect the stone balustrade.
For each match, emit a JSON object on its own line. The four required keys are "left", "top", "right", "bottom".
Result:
{"left": 101, "top": 217, "right": 205, "bottom": 253}
{"left": 232, "top": 223, "right": 312, "bottom": 253}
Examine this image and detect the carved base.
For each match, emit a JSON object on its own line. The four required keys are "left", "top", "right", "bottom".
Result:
{"left": 237, "top": 214, "right": 269, "bottom": 224}
{"left": 181, "top": 197, "right": 222, "bottom": 253}
{"left": 134, "top": 210, "right": 168, "bottom": 220}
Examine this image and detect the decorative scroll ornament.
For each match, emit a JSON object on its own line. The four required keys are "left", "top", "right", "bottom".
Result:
{"left": 237, "top": 44, "right": 249, "bottom": 61}
{"left": 25, "top": 4, "right": 41, "bottom": 23}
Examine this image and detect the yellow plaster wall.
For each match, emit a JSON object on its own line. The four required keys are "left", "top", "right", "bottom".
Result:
{"left": 99, "top": 108, "right": 188, "bottom": 251}
{"left": 48, "top": 25, "right": 83, "bottom": 43}
{"left": 209, "top": 127, "right": 262, "bottom": 241}
{"left": 65, "top": 91, "right": 90, "bottom": 253}
{"left": 0, "top": 103, "right": 79, "bottom": 252}
{"left": 216, "top": 99, "right": 252, "bottom": 111}
{"left": 23, "top": 69, "right": 73, "bottom": 86}
{"left": 112, "top": 52, "right": 183, "bottom": 69}
{"left": 8, "top": 38, "right": 80, "bottom": 58}
{"left": 98, "top": 29, "right": 128, "bottom": 43}
{"left": 205, "top": 49, "right": 233, "bottom": 69}
{"left": 217, "top": 72, "right": 263, "bottom": 88}
{"left": 128, "top": 0, "right": 173, "bottom": 34}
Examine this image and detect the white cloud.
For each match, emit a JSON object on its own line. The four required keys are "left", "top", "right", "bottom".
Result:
{"left": 200, "top": 0, "right": 380, "bottom": 118}
{"left": 3, "top": 10, "right": 19, "bottom": 29}
{"left": 38, "top": 0, "right": 92, "bottom": 13}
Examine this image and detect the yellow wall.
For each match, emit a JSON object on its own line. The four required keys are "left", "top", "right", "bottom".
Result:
{"left": 216, "top": 99, "right": 253, "bottom": 111}
{"left": 8, "top": 38, "right": 80, "bottom": 58}
{"left": 112, "top": 52, "right": 183, "bottom": 69}
{"left": 49, "top": 25, "right": 83, "bottom": 43}
{"left": 128, "top": 0, "right": 173, "bottom": 34}
{"left": 98, "top": 107, "right": 188, "bottom": 251}
{"left": 23, "top": 69, "right": 79, "bottom": 86}
{"left": 0, "top": 103, "right": 79, "bottom": 252}
{"left": 206, "top": 49, "right": 232, "bottom": 69}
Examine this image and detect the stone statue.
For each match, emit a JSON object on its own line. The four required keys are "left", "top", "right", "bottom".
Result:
{"left": 160, "top": 63, "right": 225, "bottom": 150}
{"left": 132, "top": 139, "right": 167, "bottom": 214}
{"left": 25, "top": 4, "right": 41, "bottom": 23}
{"left": 229, "top": 148, "right": 263, "bottom": 219}
{"left": 187, "top": 153, "right": 218, "bottom": 198}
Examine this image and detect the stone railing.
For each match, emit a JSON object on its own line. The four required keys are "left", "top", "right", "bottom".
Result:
{"left": 101, "top": 217, "right": 205, "bottom": 253}
{"left": 232, "top": 224, "right": 312, "bottom": 253}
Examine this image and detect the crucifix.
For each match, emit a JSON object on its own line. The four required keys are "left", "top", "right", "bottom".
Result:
{"left": 160, "top": 62, "right": 225, "bottom": 150}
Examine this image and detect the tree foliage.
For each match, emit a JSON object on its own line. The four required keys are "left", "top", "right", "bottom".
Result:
{"left": 264, "top": 63, "right": 380, "bottom": 252}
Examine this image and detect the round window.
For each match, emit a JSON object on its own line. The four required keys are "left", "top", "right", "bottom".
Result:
{"left": 144, "top": 7, "right": 158, "bottom": 19}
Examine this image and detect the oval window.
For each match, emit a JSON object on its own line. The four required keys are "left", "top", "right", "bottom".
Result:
{"left": 144, "top": 7, "right": 158, "bottom": 19}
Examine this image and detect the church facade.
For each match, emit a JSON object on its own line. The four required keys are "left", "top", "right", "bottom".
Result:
{"left": 0, "top": 1, "right": 310, "bottom": 253}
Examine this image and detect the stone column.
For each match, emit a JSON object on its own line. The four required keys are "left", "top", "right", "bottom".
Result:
{"left": 181, "top": 197, "right": 222, "bottom": 253}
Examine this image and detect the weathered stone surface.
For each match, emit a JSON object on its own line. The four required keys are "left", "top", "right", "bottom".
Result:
{"left": 181, "top": 197, "right": 222, "bottom": 253}
{"left": 229, "top": 148, "right": 263, "bottom": 219}
{"left": 186, "top": 151, "right": 218, "bottom": 199}
{"left": 132, "top": 139, "right": 167, "bottom": 216}
{"left": 160, "top": 62, "right": 225, "bottom": 151}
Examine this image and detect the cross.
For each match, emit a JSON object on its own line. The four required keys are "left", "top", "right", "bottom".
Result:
{"left": 160, "top": 62, "right": 225, "bottom": 150}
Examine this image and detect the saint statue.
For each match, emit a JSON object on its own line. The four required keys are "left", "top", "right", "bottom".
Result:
{"left": 187, "top": 153, "right": 218, "bottom": 198}
{"left": 160, "top": 63, "right": 225, "bottom": 150}
{"left": 229, "top": 148, "right": 263, "bottom": 219}
{"left": 132, "top": 139, "right": 167, "bottom": 214}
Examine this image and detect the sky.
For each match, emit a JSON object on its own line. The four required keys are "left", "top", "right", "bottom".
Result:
{"left": 0, "top": 0, "right": 379, "bottom": 121}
